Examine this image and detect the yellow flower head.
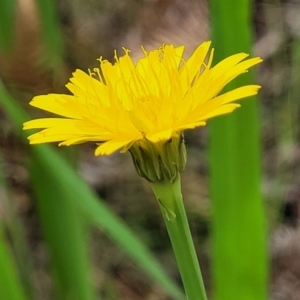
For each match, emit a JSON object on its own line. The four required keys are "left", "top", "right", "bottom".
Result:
{"left": 23, "top": 41, "right": 262, "bottom": 157}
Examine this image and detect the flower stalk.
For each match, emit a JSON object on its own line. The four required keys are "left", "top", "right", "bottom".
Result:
{"left": 151, "top": 178, "right": 207, "bottom": 300}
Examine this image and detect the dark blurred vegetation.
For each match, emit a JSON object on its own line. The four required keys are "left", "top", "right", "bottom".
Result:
{"left": 0, "top": 0, "right": 300, "bottom": 299}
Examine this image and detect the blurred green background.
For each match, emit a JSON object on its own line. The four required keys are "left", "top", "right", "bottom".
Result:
{"left": 0, "top": 0, "right": 299, "bottom": 299}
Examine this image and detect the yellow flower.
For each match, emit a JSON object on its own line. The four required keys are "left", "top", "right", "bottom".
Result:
{"left": 23, "top": 41, "right": 262, "bottom": 156}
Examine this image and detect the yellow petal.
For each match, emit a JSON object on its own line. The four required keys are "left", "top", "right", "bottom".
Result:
{"left": 95, "top": 138, "right": 136, "bottom": 155}
{"left": 146, "top": 129, "right": 173, "bottom": 143}
{"left": 30, "top": 94, "right": 82, "bottom": 119}
{"left": 179, "top": 41, "right": 211, "bottom": 89}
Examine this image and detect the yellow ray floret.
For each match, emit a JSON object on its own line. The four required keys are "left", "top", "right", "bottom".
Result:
{"left": 23, "top": 41, "right": 262, "bottom": 156}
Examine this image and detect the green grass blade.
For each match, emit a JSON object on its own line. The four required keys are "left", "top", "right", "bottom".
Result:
{"left": 0, "top": 81, "right": 184, "bottom": 300}
{"left": 30, "top": 157, "right": 96, "bottom": 300}
{"left": 208, "top": 1, "right": 268, "bottom": 300}
{"left": 0, "top": 157, "right": 27, "bottom": 300}
{"left": 0, "top": 226, "right": 27, "bottom": 300}
{"left": 0, "top": 0, "right": 16, "bottom": 51}
{"left": 35, "top": 0, "right": 64, "bottom": 68}
{"left": 0, "top": 154, "right": 35, "bottom": 299}
{"left": 0, "top": 81, "right": 28, "bottom": 133}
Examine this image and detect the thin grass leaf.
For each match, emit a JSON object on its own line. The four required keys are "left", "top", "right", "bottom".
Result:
{"left": 35, "top": 0, "right": 64, "bottom": 68}
{"left": 0, "top": 154, "right": 35, "bottom": 299}
{"left": 0, "top": 156, "right": 27, "bottom": 300}
{"left": 30, "top": 157, "right": 96, "bottom": 300}
{"left": 0, "top": 81, "right": 184, "bottom": 300}
{"left": 0, "top": 0, "right": 16, "bottom": 51}
{"left": 208, "top": 1, "right": 268, "bottom": 299}
{"left": 0, "top": 226, "right": 28, "bottom": 300}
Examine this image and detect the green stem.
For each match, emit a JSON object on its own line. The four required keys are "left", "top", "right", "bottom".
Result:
{"left": 151, "top": 178, "right": 207, "bottom": 300}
